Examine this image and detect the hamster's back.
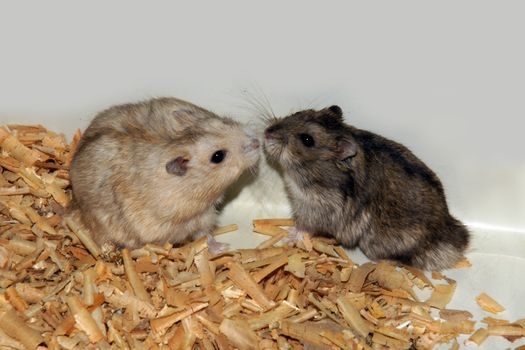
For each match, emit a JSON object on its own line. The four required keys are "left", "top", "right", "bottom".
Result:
{"left": 353, "top": 128, "right": 446, "bottom": 212}
{"left": 350, "top": 127, "right": 469, "bottom": 269}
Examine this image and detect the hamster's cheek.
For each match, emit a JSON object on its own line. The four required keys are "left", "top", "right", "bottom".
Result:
{"left": 265, "top": 138, "right": 290, "bottom": 161}
{"left": 226, "top": 162, "right": 247, "bottom": 181}
{"left": 280, "top": 148, "right": 304, "bottom": 168}
{"left": 224, "top": 162, "right": 242, "bottom": 178}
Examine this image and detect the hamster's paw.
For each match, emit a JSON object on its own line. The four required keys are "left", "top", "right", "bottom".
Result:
{"left": 207, "top": 234, "right": 230, "bottom": 255}
{"left": 284, "top": 227, "right": 311, "bottom": 246}
{"left": 100, "top": 241, "right": 123, "bottom": 264}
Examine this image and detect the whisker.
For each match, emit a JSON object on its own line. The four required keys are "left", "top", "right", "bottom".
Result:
{"left": 242, "top": 91, "right": 268, "bottom": 115}
{"left": 247, "top": 90, "right": 272, "bottom": 117}
{"left": 253, "top": 84, "right": 276, "bottom": 118}
{"left": 238, "top": 84, "right": 279, "bottom": 126}
{"left": 250, "top": 166, "right": 260, "bottom": 177}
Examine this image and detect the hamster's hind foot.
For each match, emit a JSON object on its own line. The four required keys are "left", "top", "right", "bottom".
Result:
{"left": 100, "top": 241, "right": 123, "bottom": 264}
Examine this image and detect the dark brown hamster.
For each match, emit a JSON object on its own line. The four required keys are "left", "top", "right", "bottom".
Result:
{"left": 68, "top": 97, "right": 260, "bottom": 249}
{"left": 264, "top": 105, "right": 469, "bottom": 270}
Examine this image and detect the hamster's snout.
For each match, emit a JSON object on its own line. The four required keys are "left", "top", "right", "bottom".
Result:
{"left": 242, "top": 124, "right": 261, "bottom": 151}
{"left": 264, "top": 130, "right": 274, "bottom": 140}
{"left": 251, "top": 138, "right": 260, "bottom": 149}
{"left": 242, "top": 135, "right": 261, "bottom": 154}
{"left": 264, "top": 127, "right": 287, "bottom": 144}
{"left": 264, "top": 125, "right": 278, "bottom": 139}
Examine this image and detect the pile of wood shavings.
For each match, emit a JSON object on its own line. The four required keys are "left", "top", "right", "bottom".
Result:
{"left": 1, "top": 124, "right": 525, "bottom": 350}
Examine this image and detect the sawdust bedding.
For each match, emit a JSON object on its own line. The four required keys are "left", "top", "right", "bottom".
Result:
{"left": 0, "top": 124, "right": 524, "bottom": 350}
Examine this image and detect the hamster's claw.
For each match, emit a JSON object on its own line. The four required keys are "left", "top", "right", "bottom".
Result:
{"left": 207, "top": 234, "right": 230, "bottom": 255}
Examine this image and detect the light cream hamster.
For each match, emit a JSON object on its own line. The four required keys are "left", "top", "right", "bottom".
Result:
{"left": 68, "top": 97, "right": 260, "bottom": 248}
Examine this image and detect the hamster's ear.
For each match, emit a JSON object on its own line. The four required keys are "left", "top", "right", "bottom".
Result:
{"left": 166, "top": 156, "right": 190, "bottom": 176}
{"left": 336, "top": 139, "right": 357, "bottom": 160}
{"left": 327, "top": 105, "right": 343, "bottom": 117}
{"left": 171, "top": 109, "right": 196, "bottom": 128}
{"left": 320, "top": 105, "right": 344, "bottom": 125}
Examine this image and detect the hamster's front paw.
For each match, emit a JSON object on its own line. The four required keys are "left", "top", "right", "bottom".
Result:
{"left": 284, "top": 227, "right": 305, "bottom": 243}
{"left": 284, "top": 227, "right": 314, "bottom": 249}
{"left": 206, "top": 234, "right": 230, "bottom": 255}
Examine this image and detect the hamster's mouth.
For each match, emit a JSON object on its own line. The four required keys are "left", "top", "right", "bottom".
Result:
{"left": 262, "top": 138, "right": 283, "bottom": 161}
{"left": 263, "top": 128, "right": 285, "bottom": 157}
{"left": 264, "top": 141, "right": 300, "bottom": 171}
{"left": 243, "top": 137, "right": 261, "bottom": 153}
{"left": 242, "top": 137, "right": 262, "bottom": 167}
{"left": 264, "top": 127, "right": 300, "bottom": 168}
{"left": 264, "top": 139, "right": 304, "bottom": 171}
{"left": 245, "top": 150, "right": 261, "bottom": 169}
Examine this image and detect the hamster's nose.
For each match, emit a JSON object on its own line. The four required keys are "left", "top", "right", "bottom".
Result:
{"left": 243, "top": 137, "right": 261, "bottom": 153}
{"left": 265, "top": 128, "right": 287, "bottom": 143}
{"left": 264, "top": 130, "right": 275, "bottom": 140}
{"left": 264, "top": 124, "right": 282, "bottom": 140}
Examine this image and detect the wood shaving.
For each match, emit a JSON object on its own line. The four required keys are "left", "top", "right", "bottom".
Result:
{"left": 465, "top": 327, "right": 489, "bottom": 346}
{"left": 476, "top": 292, "right": 506, "bottom": 314}
{"left": 0, "top": 124, "right": 524, "bottom": 349}
{"left": 426, "top": 280, "right": 456, "bottom": 309}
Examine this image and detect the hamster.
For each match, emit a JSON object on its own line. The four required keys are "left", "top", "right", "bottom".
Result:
{"left": 263, "top": 105, "right": 469, "bottom": 270}
{"left": 68, "top": 97, "right": 260, "bottom": 249}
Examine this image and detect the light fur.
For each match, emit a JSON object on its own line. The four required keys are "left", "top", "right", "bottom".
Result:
{"left": 68, "top": 97, "right": 260, "bottom": 248}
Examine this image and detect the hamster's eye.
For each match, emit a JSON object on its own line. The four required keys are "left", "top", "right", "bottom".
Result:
{"left": 210, "top": 150, "right": 226, "bottom": 164}
{"left": 299, "top": 133, "right": 315, "bottom": 147}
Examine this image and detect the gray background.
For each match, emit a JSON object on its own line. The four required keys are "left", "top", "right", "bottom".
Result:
{"left": 1, "top": 1, "right": 524, "bottom": 231}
